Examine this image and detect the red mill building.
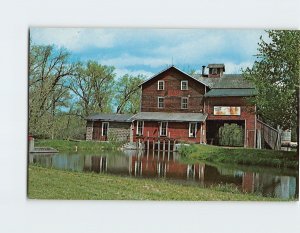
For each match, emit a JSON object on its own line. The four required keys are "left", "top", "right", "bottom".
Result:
{"left": 86, "top": 64, "right": 257, "bottom": 148}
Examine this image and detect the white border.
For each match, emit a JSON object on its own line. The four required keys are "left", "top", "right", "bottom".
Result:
{"left": 0, "top": 0, "right": 299, "bottom": 233}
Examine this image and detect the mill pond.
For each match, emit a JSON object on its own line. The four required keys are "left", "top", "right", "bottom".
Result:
{"left": 29, "top": 150, "right": 298, "bottom": 199}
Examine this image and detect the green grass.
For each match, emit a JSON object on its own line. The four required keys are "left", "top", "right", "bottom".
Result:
{"left": 28, "top": 165, "right": 286, "bottom": 201}
{"left": 34, "top": 139, "right": 122, "bottom": 152}
{"left": 180, "top": 144, "right": 298, "bottom": 169}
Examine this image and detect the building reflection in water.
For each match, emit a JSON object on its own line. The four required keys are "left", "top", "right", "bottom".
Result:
{"left": 29, "top": 151, "right": 298, "bottom": 199}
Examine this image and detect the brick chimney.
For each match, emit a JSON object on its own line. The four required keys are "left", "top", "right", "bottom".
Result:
{"left": 207, "top": 64, "right": 225, "bottom": 78}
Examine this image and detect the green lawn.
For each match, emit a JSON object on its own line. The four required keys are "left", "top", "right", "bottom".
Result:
{"left": 34, "top": 139, "right": 121, "bottom": 152}
{"left": 28, "top": 165, "right": 286, "bottom": 201}
{"left": 180, "top": 144, "right": 298, "bottom": 169}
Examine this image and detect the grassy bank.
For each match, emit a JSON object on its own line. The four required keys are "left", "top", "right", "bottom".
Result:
{"left": 34, "top": 139, "right": 121, "bottom": 152}
{"left": 179, "top": 144, "right": 298, "bottom": 169}
{"left": 28, "top": 165, "right": 285, "bottom": 201}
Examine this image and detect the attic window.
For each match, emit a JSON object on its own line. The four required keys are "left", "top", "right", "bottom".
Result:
{"left": 181, "top": 80, "right": 188, "bottom": 90}
{"left": 158, "top": 80, "right": 165, "bottom": 90}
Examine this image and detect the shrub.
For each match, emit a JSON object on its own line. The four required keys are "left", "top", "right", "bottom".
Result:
{"left": 178, "top": 144, "right": 196, "bottom": 157}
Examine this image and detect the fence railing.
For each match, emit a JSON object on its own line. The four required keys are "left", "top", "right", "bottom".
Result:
{"left": 256, "top": 119, "right": 281, "bottom": 150}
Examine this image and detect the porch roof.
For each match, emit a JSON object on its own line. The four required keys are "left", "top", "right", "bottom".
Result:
{"left": 132, "top": 112, "right": 207, "bottom": 122}
{"left": 86, "top": 113, "right": 133, "bottom": 122}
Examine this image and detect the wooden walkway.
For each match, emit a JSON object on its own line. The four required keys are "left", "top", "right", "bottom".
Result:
{"left": 256, "top": 119, "right": 281, "bottom": 150}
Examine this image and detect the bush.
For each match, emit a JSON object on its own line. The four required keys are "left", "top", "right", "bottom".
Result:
{"left": 218, "top": 123, "right": 244, "bottom": 146}
{"left": 178, "top": 144, "right": 196, "bottom": 157}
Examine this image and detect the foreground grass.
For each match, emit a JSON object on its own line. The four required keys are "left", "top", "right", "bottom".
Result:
{"left": 35, "top": 139, "right": 122, "bottom": 152}
{"left": 28, "top": 165, "right": 284, "bottom": 201}
{"left": 180, "top": 144, "right": 298, "bottom": 169}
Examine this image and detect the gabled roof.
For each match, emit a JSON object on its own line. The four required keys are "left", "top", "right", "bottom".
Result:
{"left": 139, "top": 65, "right": 208, "bottom": 87}
{"left": 132, "top": 112, "right": 207, "bottom": 122}
{"left": 86, "top": 113, "right": 133, "bottom": 122}
{"left": 204, "top": 88, "right": 257, "bottom": 97}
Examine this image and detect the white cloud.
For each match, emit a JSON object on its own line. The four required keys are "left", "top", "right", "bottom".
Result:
{"left": 114, "top": 68, "right": 154, "bottom": 78}
{"left": 224, "top": 61, "right": 254, "bottom": 74}
{"left": 30, "top": 28, "right": 115, "bottom": 51}
{"left": 99, "top": 54, "right": 171, "bottom": 68}
{"left": 30, "top": 28, "right": 265, "bottom": 74}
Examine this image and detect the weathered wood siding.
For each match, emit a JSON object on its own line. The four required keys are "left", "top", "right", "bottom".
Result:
{"left": 141, "top": 68, "right": 205, "bottom": 113}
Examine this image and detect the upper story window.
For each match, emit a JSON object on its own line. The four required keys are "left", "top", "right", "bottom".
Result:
{"left": 136, "top": 121, "right": 144, "bottom": 136}
{"left": 181, "top": 80, "right": 188, "bottom": 90}
{"left": 158, "top": 97, "right": 164, "bottom": 108}
{"left": 181, "top": 97, "right": 188, "bottom": 109}
{"left": 157, "top": 80, "right": 165, "bottom": 90}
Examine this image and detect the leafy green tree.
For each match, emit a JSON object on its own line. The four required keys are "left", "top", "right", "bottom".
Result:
{"left": 115, "top": 74, "right": 145, "bottom": 113}
{"left": 29, "top": 43, "right": 75, "bottom": 137}
{"left": 243, "top": 30, "right": 299, "bottom": 137}
{"left": 69, "top": 61, "right": 116, "bottom": 118}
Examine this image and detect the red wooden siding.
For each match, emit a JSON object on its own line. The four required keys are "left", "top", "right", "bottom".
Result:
{"left": 133, "top": 121, "right": 205, "bottom": 143}
{"left": 141, "top": 68, "right": 205, "bottom": 113}
{"left": 205, "top": 96, "right": 256, "bottom": 147}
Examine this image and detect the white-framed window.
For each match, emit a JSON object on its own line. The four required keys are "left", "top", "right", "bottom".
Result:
{"left": 181, "top": 97, "right": 188, "bottom": 109}
{"left": 136, "top": 121, "right": 144, "bottom": 135}
{"left": 181, "top": 80, "right": 188, "bottom": 90}
{"left": 157, "top": 80, "right": 165, "bottom": 90}
{"left": 102, "top": 122, "right": 109, "bottom": 136}
{"left": 158, "top": 97, "right": 164, "bottom": 108}
{"left": 189, "top": 122, "right": 197, "bottom": 138}
{"left": 211, "top": 68, "right": 220, "bottom": 74}
{"left": 160, "top": 122, "right": 168, "bottom": 136}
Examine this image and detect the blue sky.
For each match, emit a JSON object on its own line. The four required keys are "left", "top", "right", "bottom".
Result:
{"left": 30, "top": 28, "right": 267, "bottom": 78}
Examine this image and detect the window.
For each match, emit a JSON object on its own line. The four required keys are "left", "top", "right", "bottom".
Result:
{"left": 189, "top": 122, "right": 197, "bottom": 138}
{"left": 160, "top": 122, "right": 168, "bottom": 136}
{"left": 181, "top": 97, "right": 188, "bottom": 109}
{"left": 158, "top": 80, "right": 165, "bottom": 90}
{"left": 136, "top": 121, "right": 144, "bottom": 135}
{"left": 158, "top": 97, "right": 164, "bottom": 108}
{"left": 181, "top": 80, "right": 188, "bottom": 90}
{"left": 102, "top": 122, "right": 109, "bottom": 137}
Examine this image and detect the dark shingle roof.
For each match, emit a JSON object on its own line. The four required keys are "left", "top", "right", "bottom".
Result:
{"left": 86, "top": 113, "right": 133, "bottom": 122}
{"left": 204, "top": 88, "right": 257, "bottom": 97}
{"left": 132, "top": 112, "right": 207, "bottom": 122}
{"left": 192, "top": 74, "right": 255, "bottom": 89}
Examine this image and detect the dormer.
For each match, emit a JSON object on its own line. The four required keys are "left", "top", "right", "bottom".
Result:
{"left": 207, "top": 64, "right": 225, "bottom": 78}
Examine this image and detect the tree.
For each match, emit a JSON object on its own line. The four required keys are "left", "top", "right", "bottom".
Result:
{"left": 29, "top": 43, "right": 75, "bottom": 136}
{"left": 243, "top": 30, "right": 300, "bottom": 136}
{"left": 115, "top": 74, "right": 145, "bottom": 114}
{"left": 69, "top": 61, "right": 115, "bottom": 118}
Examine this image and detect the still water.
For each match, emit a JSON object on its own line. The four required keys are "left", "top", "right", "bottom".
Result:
{"left": 29, "top": 150, "right": 298, "bottom": 199}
